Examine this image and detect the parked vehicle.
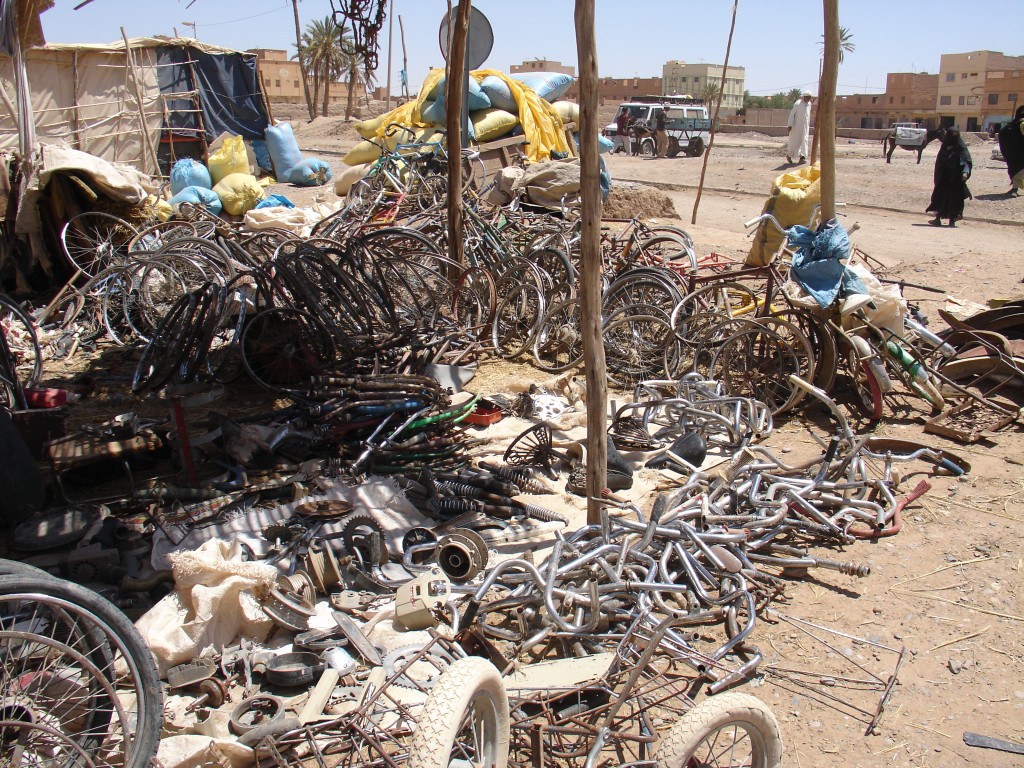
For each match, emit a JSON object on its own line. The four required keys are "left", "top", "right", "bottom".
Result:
{"left": 603, "top": 96, "right": 712, "bottom": 157}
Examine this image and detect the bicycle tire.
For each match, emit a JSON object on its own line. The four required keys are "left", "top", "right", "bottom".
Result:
{"left": 846, "top": 336, "right": 884, "bottom": 420}
{"left": 0, "top": 573, "right": 162, "bottom": 768}
{"left": 59, "top": 211, "right": 138, "bottom": 276}
{"left": 0, "top": 293, "right": 42, "bottom": 388}
{"left": 655, "top": 692, "right": 782, "bottom": 768}
{"left": 241, "top": 308, "right": 337, "bottom": 393}
{"left": 532, "top": 298, "right": 584, "bottom": 372}
{"left": 131, "top": 289, "right": 199, "bottom": 393}
{"left": 491, "top": 280, "right": 546, "bottom": 360}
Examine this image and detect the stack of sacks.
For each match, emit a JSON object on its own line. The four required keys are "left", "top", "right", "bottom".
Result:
{"left": 338, "top": 69, "right": 583, "bottom": 194}
{"left": 265, "top": 123, "right": 333, "bottom": 187}
{"left": 167, "top": 158, "right": 222, "bottom": 216}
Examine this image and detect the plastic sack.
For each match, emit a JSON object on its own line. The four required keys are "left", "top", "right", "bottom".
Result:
{"left": 265, "top": 122, "right": 304, "bottom": 178}
{"left": 342, "top": 140, "right": 383, "bottom": 166}
{"left": 424, "top": 74, "right": 490, "bottom": 111}
{"left": 471, "top": 108, "right": 519, "bottom": 142}
{"left": 249, "top": 138, "right": 273, "bottom": 174}
{"left": 552, "top": 100, "right": 580, "bottom": 126}
{"left": 746, "top": 163, "right": 821, "bottom": 266}
{"left": 169, "top": 158, "right": 211, "bottom": 194}
{"left": 335, "top": 162, "right": 370, "bottom": 196}
{"left": 472, "top": 69, "right": 571, "bottom": 163}
{"left": 355, "top": 114, "right": 387, "bottom": 139}
{"left": 168, "top": 185, "right": 222, "bottom": 217}
{"left": 153, "top": 197, "right": 173, "bottom": 221}
{"left": 479, "top": 74, "right": 517, "bottom": 112}
{"left": 212, "top": 173, "right": 265, "bottom": 216}
{"left": 287, "top": 157, "right": 333, "bottom": 186}
{"left": 597, "top": 134, "right": 615, "bottom": 154}
{"left": 255, "top": 193, "right": 295, "bottom": 209}
{"left": 207, "top": 135, "right": 249, "bottom": 186}
{"left": 510, "top": 71, "right": 574, "bottom": 102}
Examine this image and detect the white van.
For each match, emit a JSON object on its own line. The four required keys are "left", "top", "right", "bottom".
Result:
{"left": 604, "top": 97, "right": 712, "bottom": 157}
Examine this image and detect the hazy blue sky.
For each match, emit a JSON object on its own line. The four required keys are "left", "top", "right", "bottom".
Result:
{"left": 41, "top": 1, "right": 1024, "bottom": 97}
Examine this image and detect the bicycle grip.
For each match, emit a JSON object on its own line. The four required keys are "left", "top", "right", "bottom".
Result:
{"left": 743, "top": 216, "right": 762, "bottom": 229}
{"left": 937, "top": 457, "right": 966, "bottom": 476}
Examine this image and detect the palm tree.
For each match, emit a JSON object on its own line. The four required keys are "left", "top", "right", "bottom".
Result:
{"left": 291, "top": 0, "right": 315, "bottom": 120}
{"left": 700, "top": 82, "right": 721, "bottom": 105}
{"left": 298, "top": 17, "right": 346, "bottom": 117}
{"left": 338, "top": 33, "right": 378, "bottom": 120}
{"left": 820, "top": 25, "right": 855, "bottom": 63}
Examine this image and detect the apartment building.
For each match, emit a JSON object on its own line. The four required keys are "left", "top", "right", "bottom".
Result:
{"left": 980, "top": 67, "right": 1022, "bottom": 133}
{"left": 248, "top": 48, "right": 351, "bottom": 105}
{"left": 937, "top": 50, "right": 1024, "bottom": 131}
{"left": 662, "top": 60, "right": 744, "bottom": 115}
{"left": 509, "top": 59, "right": 575, "bottom": 77}
{"left": 562, "top": 76, "right": 664, "bottom": 105}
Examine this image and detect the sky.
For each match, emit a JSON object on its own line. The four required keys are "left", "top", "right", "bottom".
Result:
{"left": 41, "top": 1, "right": 1024, "bottom": 98}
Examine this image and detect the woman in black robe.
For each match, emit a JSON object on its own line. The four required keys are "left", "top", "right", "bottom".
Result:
{"left": 998, "top": 105, "right": 1024, "bottom": 197}
{"left": 926, "top": 127, "right": 972, "bottom": 227}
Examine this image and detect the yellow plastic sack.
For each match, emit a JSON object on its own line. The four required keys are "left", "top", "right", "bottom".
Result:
{"left": 334, "top": 162, "right": 370, "bottom": 196}
{"left": 472, "top": 69, "right": 570, "bottom": 163}
{"left": 551, "top": 100, "right": 580, "bottom": 127}
{"left": 343, "top": 140, "right": 383, "bottom": 166}
{"left": 207, "top": 135, "right": 249, "bottom": 186}
{"left": 213, "top": 173, "right": 265, "bottom": 216}
{"left": 746, "top": 163, "right": 821, "bottom": 266}
{"left": 471, "top": 108, "right": 519, "bottom": 142}
{"left": 354, "top": 114, "right": 387, "bottom": 140}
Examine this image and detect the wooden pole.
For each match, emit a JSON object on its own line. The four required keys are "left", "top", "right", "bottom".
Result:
{"left": 71, "top": 51, "right": 82, "bottom": 150}
{"left": 819, "top": 0, "right": 839, "bottom": 223}
{"left": 385, "top": 0, "right": 394, "bottom": 111}
{"left": 398, "top": 15, "right": 409, "bottom": 99}
{"left": 120, "top": 28, "right": 160, "bottom": 176}
{"left": 574, "top": 0, "right": 607, "bottom": 525}
{"left": 291, "top": 0, "right": 315, "bottom": 121}
{"left": 445, "top": 0, "right": 471, "bottom": 267}
{"left": 691, "top": 0, "right": 738, "bottom": 225}
{"left": 810, "top": 56, "right": 822, "bottom": 164}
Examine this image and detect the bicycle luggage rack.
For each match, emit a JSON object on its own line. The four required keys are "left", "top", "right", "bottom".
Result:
{"left": 924, "top": 396, "right": 1019, "bottom": 443}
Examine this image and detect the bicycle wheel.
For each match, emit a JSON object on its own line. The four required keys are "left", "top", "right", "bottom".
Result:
{"left": 846, "top": 336, "right": 884, "bottom": 420}
{"left": 408, "top": 657, "right": 509, "bottom": 768}
{"left": 241, "top": 308, "right": 336, "bottom": 393}
{"left": 491, "top": 280, "right": 546, "bottom": 360}
{"left": 532, "top": 298, "right": 583, "bottom": 372}
{"left": 0, "top": 293, "right": 42, "bottom": 388}
{"left": 655, "top": 692, "right": 782, "bottom": 768}
{"left": 450, "top": 266, "right": 497, "bottom": 339}
{"left": 709, "top": 324, "right": 805, "bottom": 415}
{"left": 603, "top": 308, "right": 674, "bottom": 388}
{"left": 60, "top": 212, "right": 138, "bottom": 276}
{"left": 131, "top": 289, "right": 199, "bottom": 393}
{"left": 0, "top": 573, "right": 162, "bottom": 768}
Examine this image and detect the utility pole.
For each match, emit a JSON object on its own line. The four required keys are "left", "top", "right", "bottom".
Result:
{"left": 385, "top": 0, "right": 394, "bottom": 111}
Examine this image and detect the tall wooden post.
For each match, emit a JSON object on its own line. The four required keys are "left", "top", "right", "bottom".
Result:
{"left": 691, "top": 0, "right": 738, "bottom": 225}
{"left": 120, "top": 28, "right": 160, "bottom": 176}
{"left": 445, "top": 0, "right": 471, "bottom": 266}
{"left": 574, "top": 0, "right": 607, "bottom": 525}
{"left": 385, "top": 0, "right": 393, "bottom": 112}
{"left": 819, "top": 0, "right": 839, "bottom": 223}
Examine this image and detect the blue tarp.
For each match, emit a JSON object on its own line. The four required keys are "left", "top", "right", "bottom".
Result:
{"left": 786, "top": 221, "right": 868, "bottom": 308}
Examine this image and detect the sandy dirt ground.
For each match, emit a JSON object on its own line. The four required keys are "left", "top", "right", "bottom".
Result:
{"left": 23, "top": 111, "right": 1021, "bottom": 766}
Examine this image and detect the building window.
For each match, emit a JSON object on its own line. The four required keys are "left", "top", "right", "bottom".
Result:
{"left": 940, "top": 95, "right": 951, "bottom": 105}
{"left": 901, "top": 96, "right": 906, "bottom": 104}
{"left": 1010, "top": 93, "right": 1018, "bottom": 103}
{"left": 967, "top": 96, "right": 977, "bottom": 106}
{"left": 889, "top": 96, "right": 893, "bottom": 103}
{"left": 970, "top": 73, "right": 977, "bottom": 77}
{"left": 961, "top": 73, "right": 968, "bottom": 79}
{"left": 988, "top": 93, "right": 999, "bottom": 105}
{"left": 946, "top": 73, "right": 955, "bottom": 82}
{"left": 958, "top": 95, "right": 965, "bottom": 105}
{"left": 275, "top": 80, "right": 281, "bottom": 88}
{"left": 294, "top": 80, "right": 299, "bottom": 88}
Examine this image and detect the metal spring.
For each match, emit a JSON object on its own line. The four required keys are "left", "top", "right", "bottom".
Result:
{"left": 478, "top": 462, "right": 554, "bottom": 495}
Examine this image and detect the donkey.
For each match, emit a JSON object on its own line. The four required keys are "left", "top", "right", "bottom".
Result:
{"left": 883, "top": 126, "right": 945, "bottom": 164}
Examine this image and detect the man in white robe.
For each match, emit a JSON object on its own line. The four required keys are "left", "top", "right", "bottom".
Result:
{"left": 786, "top": 92, "right": 813, "bottom": 164}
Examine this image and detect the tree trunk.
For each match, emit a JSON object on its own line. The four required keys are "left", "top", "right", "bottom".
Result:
{"left": 311, "top": 71, "right": 320, "bottom": 114}
{"left": 322, "top": 73, "right": 331, "bottom": 117}
{"left": 346, "top": 72, "right": 357, "bottom": 120}
{"left": 291, "top": 0, "right": 315, "bottom": 121}
{"left": 819, "top": 0, "right": 839, "bottom": 222}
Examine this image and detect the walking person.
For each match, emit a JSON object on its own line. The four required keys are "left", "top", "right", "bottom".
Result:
{"left": 786, "top": 92, "right": 813, "bottom": 164}
{"left": 615, "top": 108, "right": 631, "bottom": 155}
{"left": 655, "top": 108, "right": 669, "bottom": 158}
{"left": 926, "top": 126, "right": 972, "bottom": 227}
{"left": 998, "top": 105, "right": 1024, "bottom": 197}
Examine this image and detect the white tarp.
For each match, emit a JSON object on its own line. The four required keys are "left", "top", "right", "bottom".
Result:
{"left": 894, "top": 126, "right": 926, "bottom": 146}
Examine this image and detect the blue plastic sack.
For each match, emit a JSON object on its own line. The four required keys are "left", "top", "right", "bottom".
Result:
{"left": 286, "top": 158, "right": 334, "bottom": 187}
{"left": 787, "top": 221, "right": 866, "bottom": 308}
{"left": 479, "top": 75, "right": 517, "bottom": 112}
{"left": 255, "top": 193, "right": 295, "bottom": 209}
{"left": 423, "top": 75, "right": 487, "bottom": 111}
{"left": 264, "top": 123, "right": 303, "bottom": 178}
{"left": 597, "top": 134, "right": 615, "bottom": 154}
{"left": 250, "top": 139, "right": 274, "bottom": 174}
{"left": 169, "top": 158, "right": 212, "bottom": 194}
{"left": 168, "top": 185, "right": 222, "bottom": 216}
{"left": 510, "top": 72, "right": 574, "bottom": 102}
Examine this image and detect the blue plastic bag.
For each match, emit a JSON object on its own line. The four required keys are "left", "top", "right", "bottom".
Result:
{"left": 479, "top": 75, "right": 517, "bottom": 112}
{"left": 286, "top": 158, "right": 334, "bottom": 187}
{"left": 425, "top": 76, "right": 490, "bottom": 111}
{"left": 265, "top": 123, "right": 303, "bottom": 178}
{"left": 510, "top": 72, "right": 574, "bottom": 102}
{"left": 168, "top": 185, "right": 222, "bottom": 216}
{"left": 255, "top": 193, "right": 295, "bottom": 209}
{"left": 169, "top": 158, "right": 212, "bottom": 194}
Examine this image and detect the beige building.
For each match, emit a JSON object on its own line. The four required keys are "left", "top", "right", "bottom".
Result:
{"left": 248, "top": 48, "right": 350, "bottom": 104}
{"left": 509, "top": 59, "right": 575, "bottom": 77}
{"left": 662, "top": 60, "right": 744, "bottom": 115}
{"left": 937, "top": 50, "right": 1024, "bottom": 131}
{"left": 562, "top": 76, "right": 663, "bottom": 105}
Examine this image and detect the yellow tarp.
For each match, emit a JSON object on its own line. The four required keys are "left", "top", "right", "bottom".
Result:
{"left": 746, "top": 163, "right": 821, "bottom": 266}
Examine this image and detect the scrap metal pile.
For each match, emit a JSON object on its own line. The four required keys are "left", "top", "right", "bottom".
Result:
{"left": 2, "top": 134, "right": 1023, "bottom": 768}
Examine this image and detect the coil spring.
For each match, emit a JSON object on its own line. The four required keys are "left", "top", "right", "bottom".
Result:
{"left": 478, "top": 462, "right": 553, "bottom": 495}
